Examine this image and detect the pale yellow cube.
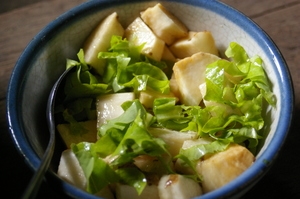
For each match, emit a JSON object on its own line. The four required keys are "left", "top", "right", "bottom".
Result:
{"left": 83, "top": 12, "right": 124, "bottom": 75}
{"left": 170, "top": 31, "right": 219, "bottom": 59}
{"left": 173, "top": 52, "right": 220, "bottom": 105}
{"left": 125, "top": 17, "right": 165, "bottom": 61}
{"left": 141, "top": 3, "right": 188, "bottom": 45}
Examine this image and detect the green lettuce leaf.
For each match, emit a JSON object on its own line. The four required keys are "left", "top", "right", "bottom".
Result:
{"left": 225, "top": 42, "right": 276, "bottom": 106}
{"left": 152, "top": 42, "right": 275, "bottom": 160}
{"left": 71, "top": 142, "right": 119, "bottom": 194}
{"left": 56, "top": 49, "right": 108, "bottom": 133}
{"left": 74, "top": 99, "right": 170, "bottom": 194}
{"left": 66, "top": 41, "right": 276, "bottom": 195}
{"left": 64, "top": 49, "right": 108, "bottom": 101}
{"left": 177, "top": 139, "right": 231, "bottom": 162}
{"left": 99, "top": 35, "right": 170, "bottom": 94}
{"left": 153, "top": 98, "right": 191, "bottom": 130}
{"left": 116, "top": 168, "right": 147, "bottom": 195}
{"left": 98, "top": 100, "right": 169, "bottom": 164}
{"left": 110, "top": 110, "right": 169, "bottom": 166}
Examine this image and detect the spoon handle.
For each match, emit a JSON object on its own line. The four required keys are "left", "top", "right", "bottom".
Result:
{"left": 21, "top": 66, "right": 75, "bottom": 199}
{"left": 21, "top": 134, "right": 55, "bottom": 199}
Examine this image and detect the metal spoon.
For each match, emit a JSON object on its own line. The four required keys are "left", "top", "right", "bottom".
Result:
{"left": 22, "top": 66, "right": 75, "bottom": 199}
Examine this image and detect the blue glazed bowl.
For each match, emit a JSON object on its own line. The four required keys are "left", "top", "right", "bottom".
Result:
{"left": 7, "top": 0, "right": 294, "bottom": 198}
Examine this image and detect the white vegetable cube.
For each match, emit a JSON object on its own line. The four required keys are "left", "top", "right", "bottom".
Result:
{"left": 125, "top": 17, "right": 165, "bottom": 61}
{"left": 158, "top": 174, "right": 202, "bottom": 199}
{"left": 57, "top": 120, "right": 97, "bottom": 148}
{"left": 170, "top": 31, "right": 219, "bottom": 58}
{"left": 173, "top": 52, "right": 220, "bottom": 105}
{"left": 133, "top": 155, "right": 173, "bottom": 175}
{"left": 139, "top": 90, "right": 177, "bottom": 109}
{"left": 198, "top": 144, "right": 254, "bottom": 193}
{"left": 57, "top": 149, "right": 87, "bottom": 190}
{"left": 133, "top": 155, "right": 159, "bottom": 172}
{"left": 57, "top": 150, "right": 115, "bottom": 199}
{"left": 149, "top": 128, "right": 197, "bottom": 157}
{"left": 141, "top": 3, "right": 188, "bottom": 45}
{"left": 161, "top": 45, "right": 178, "bottom": 63}
{"left": 96, "top": 92, "right": 135, "bottom": 129}
{"left": 175, "top": 138, "right": 213, "bottom": 175}
{"left": 95, "top": 186, "right": 115, "bottom": 199}
{"left": 115, "top": 184, "right": 159, "bottom": 199}
{"left": 174, "top": 158, "right": 196, "bottom": 176}
{"left": 181, "top": 138, "right": 213, "bottom": 150}
{"left": 169, "top": 73, "right": 181, "bottom": 99}
{"left": 199, "top": 83, "right": 207, "bottom": 104}
{"left": 83, "top": 12, "right": 124, "bottom": 75}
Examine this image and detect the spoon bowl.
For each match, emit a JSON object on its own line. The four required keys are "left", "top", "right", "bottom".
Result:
{"left": 21, "top": 66, "right": 75, "bottom": 199}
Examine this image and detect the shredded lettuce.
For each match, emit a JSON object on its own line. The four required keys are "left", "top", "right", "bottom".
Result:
{"left": 71, "top": 142, "right": 119, "bottom": 194}
{"left": 153, "top": 42, "right": 275, "bottom": 165}
{"left": 226, "top": 42, "right": 276, "bottom": 106}
{"left": 64, "top": 49, "right": 108, "bottom": 101}
{"left": 99, "top": 35, "right": 170, "bottom": 94}
{"left": 72, "top": 100, "right": 170, "bottom": 194}
{"left": 115, "top": 167, "right": 147, "bottom": 195}
{"left": 55, "top": 50, "right": 108, "bottom": 136}
{"left": 177, "top": 140, "right": 231, "bottom": 162}
{"left": 60, "top": 39, "right": 276, "bottom": 195}
{"left": 98, "top": 100, "right": 169, "bottom": 165}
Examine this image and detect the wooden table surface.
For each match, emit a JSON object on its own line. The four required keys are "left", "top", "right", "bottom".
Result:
{"left": 1, "top": 0, "right": 299, "bottom": 198}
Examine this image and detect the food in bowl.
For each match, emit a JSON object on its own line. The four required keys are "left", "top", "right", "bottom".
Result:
{"left": 54, "top": 3, "right": 275, "bottom": 199}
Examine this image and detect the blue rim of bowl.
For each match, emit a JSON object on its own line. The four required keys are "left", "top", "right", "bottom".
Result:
{"left": 6, "top": 0, "right": 294, "bottom": 198}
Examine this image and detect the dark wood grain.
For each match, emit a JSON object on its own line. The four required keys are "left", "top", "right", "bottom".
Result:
{"left": 1, "top": 0, "right": 299, "bottom": 198}
{"left": 221, "top": 0, "right": 299, "bottom": 17}
{"left": 0, "top": 0, "right": 86, "bottom": 99}
{"left": 0, "top": 0, "right": 42, "bottom": 14}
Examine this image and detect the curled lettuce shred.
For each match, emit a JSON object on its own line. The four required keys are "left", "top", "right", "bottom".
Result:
{"left": 99, "top": 35, "right": 170, "bottom": 94}
{"left": 63, "top": 39, "right": 276, "bottom": 195}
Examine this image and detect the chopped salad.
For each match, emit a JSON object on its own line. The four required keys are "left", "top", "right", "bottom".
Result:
{"left": 56, "top": 3, "right": 276, "bottom": 198}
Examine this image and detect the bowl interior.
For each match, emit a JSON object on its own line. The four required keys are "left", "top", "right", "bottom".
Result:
{"left": 7, "top": 0, "right": 293, "bottom": 198}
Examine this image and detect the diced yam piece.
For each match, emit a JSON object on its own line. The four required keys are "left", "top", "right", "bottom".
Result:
{"left": 95, "top": 186, "right": 115, "bottom": 199}
{"left": 169, "top": 73, "right": 181, "bottom": 99}
{"left": 125, "top": 17, "right": 165, "bottom": 61}
{"left": 58, "top": 150, "right": 114, "bottom": 198}
{"left": 197, "top": 144, "right": 255, "bottom": 193}
{"left": 173, "top": 52, "right": 220, "bottom": 105}
{"left": 158, "top": 174, "right": 202, "bottom": 199}
{"left": 133, "top": 155, "right": 173, "bottom": 175}
{"left": 141, "top": 3, "right": 188, "bottom": 45}
{"left": 57, "top": 149, "right": 87, "bottom": 190}
{"left": 139, "top": 90, "right": 177, "bottom": 109}
{"left": 161, "top": 46, "right": 178, "bottom": 77}
{"left": 57, "top": 120, "right": 97, "bottom": 148}
{"left": 175, "top": 138, "right": 213, "bottom": 175}
{"left": 170, "top": 31, "right": 219, "bottom": 58}
{"left": 174, "top": 158, "right": 195, "bottom": 175}
{"left": 149, "top": 128, "right": 197, "bottom": 157}
{"left": 162, "top": 46, "right": 177, "bottom": 62}
{"left": 181, "top": 138, "right": 213, "bottom": 150}
{"left": 199, "top": 83, "right": 208, "bottom": 105}
{"left": 115, "top": 184, "right": 159, "bottom": 199}
{"left": 133, "top": 155, "right": 159, "bottom": 173}
{"left": 96, "top": 93, "right": 135, "bottom": 129}
{"left": 83, "top": 12, "right": 124, "bottom": 75}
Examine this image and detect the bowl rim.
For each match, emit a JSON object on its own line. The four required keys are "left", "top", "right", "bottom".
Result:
{"left": 6, "top": 0, "right": 294, "bottom": 198}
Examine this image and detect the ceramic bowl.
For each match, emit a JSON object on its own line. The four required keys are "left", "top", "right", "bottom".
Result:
{"left": 7, "top": 0, "right": 294, "bottom": 198}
